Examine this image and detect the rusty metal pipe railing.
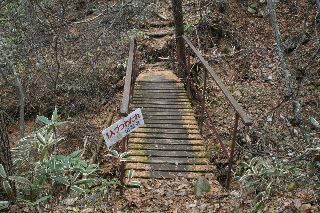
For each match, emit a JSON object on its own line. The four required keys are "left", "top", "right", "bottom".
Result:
{"left": 183, "top": 36, "right": 252, "bottom": 126}
{"left": 182, "top": 35, "right": 252, "bottom": 189}
{"left": 119, "top": 36, "right": 137, "bottom": 188}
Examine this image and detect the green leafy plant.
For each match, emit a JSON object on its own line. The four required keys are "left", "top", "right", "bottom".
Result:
{"left": 184, "top": 23, "right": 193, "bottom": 32}
{"left": 105, "top": 149, "right": 132, "bottom": 162}
{"left": 0, "top": 201, "right": 9, "bottom": 211}
{"left": 1, "top": 108, "right": 118, "bottom": 208}
{"left": 106, "top": 150, "right": 140, "bottom": 187}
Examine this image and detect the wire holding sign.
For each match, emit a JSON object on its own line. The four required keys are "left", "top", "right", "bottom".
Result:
{"left": 102, "top": 108, "right": 144, "bottom": 148}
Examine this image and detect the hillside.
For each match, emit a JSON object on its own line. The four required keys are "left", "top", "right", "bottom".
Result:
{"left": 0, "top": 0, "right": 319, "bottom": 212}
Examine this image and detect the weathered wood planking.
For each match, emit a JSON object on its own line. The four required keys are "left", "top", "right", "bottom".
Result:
{"left": 126, "top": 70, "right": 211, "bottom": 179}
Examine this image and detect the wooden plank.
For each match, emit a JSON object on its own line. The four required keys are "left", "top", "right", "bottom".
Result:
{"left": 140, "top": 111, "right": 195, "bottom": 116}
{"left": 133, "top": 99, "right": 190, "bottom": 103}
{"left": 134, "top": 89, "right": 186, "bottom": 93}
{"left": 133, "top": 103, "right": 191, "bottom": 107}
{"left": 143, "top": 119, "right": 197, "bottom": 125}
{"left": 140, "top": 108, "right": 194, "bottom": 112}
{"left": 128, "top": 150, "right": 208, "bottom": 158}
{"left": 128, "top": 144, "right": 204, "bottom": 151}
{"left": 134, "top": 100, "right": 190, "bottom": 104}
{"left": 126, "top": 163, "right": 210, "bottom": 172}
{"left": 133, "top": 96, "right": 186, "bottom": 100}
{"left": 143, "top": 115, "right": 196, "bottom": 120}
{"left": 135, "top": 84, "right": 183, "bottom": 88}
{"left": 141, "top": 123, "right": 198, "bottom": 129}
{"left": 134, "top": 128, "right": 200, "bottom": 134}
{"left": 125, "top": 171, "right": 211, "bottom": 179}
{"left": 128, "top": 138, "right": 203, "bottom": 145}
{"left": 120, "top": 36, "right": 136, "bottom": 115}
{"left": 137, "top": 80, "right": 179, "bottom": 83}
{"left": 133, "top": 95, "right": 188, "bottom": 99}
{"left": 127, "top": 156, "right": 208, "bottom": 165}
{"left": 134, "top": 93, "right": 186, "bottom": 97}
{"left": 130, "top": 133, "right": 202, "bottom": 140}
{"left": 134, "top": 89, "right": 185, "bottom": 92}
{"left": 138, "top": 78, "right": 177, "bottom": 82}
{"left": 134, "top": 90, "right": 186, "bottom": 94}
{"left": 134, "top": 87, "right": 185, "bottom": 91}
{"left": 134, "top": 105, "right": 191, "bottom": 109}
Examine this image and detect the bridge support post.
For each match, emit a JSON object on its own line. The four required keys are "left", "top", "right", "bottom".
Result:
{"left": 200, "top": 68, "right": 207, "bottom": 133}
{"left": 187, "top": 47, "right": 191, "bottom": 98}
{"left": 120, "top": 136, "right": 128, "bottom": 195}
{"left": 226, "top": 113, "right": 240, "bottom": 189}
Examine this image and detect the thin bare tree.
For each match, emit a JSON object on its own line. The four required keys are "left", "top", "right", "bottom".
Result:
{"left": 171, "top": 0, "right": 187, "bottom": 78}
{"left": 267, "top": 0, "right": 305, "bottom": 137}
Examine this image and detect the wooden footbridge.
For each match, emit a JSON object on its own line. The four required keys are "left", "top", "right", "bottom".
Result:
{"left": 119, "top": 36, "right": 252, "bottom": 189}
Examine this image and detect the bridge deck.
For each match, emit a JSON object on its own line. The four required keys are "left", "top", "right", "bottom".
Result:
{"left": 126, "top": 67, "right": 212, "bottom": 179}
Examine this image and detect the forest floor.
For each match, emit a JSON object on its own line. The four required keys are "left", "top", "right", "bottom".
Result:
{"left": 4, "top": 0, "right": 319, "bottom": 212}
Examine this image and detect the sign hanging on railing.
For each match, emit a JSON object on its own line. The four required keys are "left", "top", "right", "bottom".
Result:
{"left": 102, "top": 108, "right": 144, "bottom": 148}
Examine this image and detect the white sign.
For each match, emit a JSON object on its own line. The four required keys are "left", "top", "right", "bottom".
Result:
{"left": 102, "top": 108, "right": 144, "bottom": 148}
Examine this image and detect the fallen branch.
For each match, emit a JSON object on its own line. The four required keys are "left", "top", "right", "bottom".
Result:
{"left": 155, "top": 12, "right": 169, "bottom": 21}
{"left": 147, "top": 31, "right": 174, "bottom": 38}
{"left": 72, "top": 12, "right": 105, "bottom": 25}
{"left": 140, "top": 21, "right": 173, "bottom": 28}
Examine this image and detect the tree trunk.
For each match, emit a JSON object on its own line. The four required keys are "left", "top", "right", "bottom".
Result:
{"left": 0, "top": 111, "right": 13, "bottom": 178}
{"left": 171, "top": 0, "right": 187, "bottom": 78}
{"left": 267, "top": 0, "right": 306, "bottom": 138}
{"left": 11, "top": 64, "right": 25, "bottom": 138}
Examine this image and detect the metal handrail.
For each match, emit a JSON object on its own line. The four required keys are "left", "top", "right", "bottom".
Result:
{"left": 119, "top": 36, "right": 137, "bottom": 188}
{"left": 183, "top": 36, "right": 252, "bottom": 125}
{"left": 182, "top": 35, "right": 252, "bottom": 189}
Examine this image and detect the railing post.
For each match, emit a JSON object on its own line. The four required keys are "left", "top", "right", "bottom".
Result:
{"left": 120, "top": 135, "right": 127, "bottom": 195}
{"left": 119, "top": 36, "right": 137, "bottom": 195}
{"left": 177, "top": 42, "right": 181, "bottom": 78}
{"left": 200, "top": 68, "right": 207, "bottom": 133}
{"left": 187, "top": 46, "right": 191, "bottom": 98}
{"left": 226, "top": 113, "right": 240, "bottom": 189}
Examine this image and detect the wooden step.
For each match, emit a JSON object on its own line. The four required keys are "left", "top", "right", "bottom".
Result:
{"left": 135, "top": 84, "right": 184, "bottom": 89}
{"left": 133, "top": 95, "right": 188, "bottom": 100}
{"left": 142, "top": 119, "right": 197, "bottom": 125}
{"left": 128, "top": 138, "right": 204, "bottom": 145}
{"left": 127, "top": 156, "right": 208, "bottom": 165}
{"left": 133, "top": 103, "right": 191, "bottom": 108}
{"left": 143, "top": 115, "right": 196, "bottom": 121}
{"left": 134, "top": 90, "right": 185, "bottom": 93}
{"left": 126, "top": 170, "right": 211, "bottom": 179}
{"left": 135, "top": 128, "right": 200, "bottom": 134}
{"left": 137, "top": 80, "right": 179, "bottom": 83}
{"left": 130, "top": 132, "right": 202, "bottom": 140}
{"left": 134, "top": 100, "right": 190, "bottom": 105}
{"left": 134, "top": 88, "right": 185, "bottom": 92}
{"left": 128, "top": 144, "right": 204, "bottom": 151}
{"left": 126, "top": 163, "right": 210, "bottom": 172}
{"left": 133, "top": 99, "right": 190, "bottom": 103}
{"left": 140, "top": 111, "right": 195, "bottom": 116}
{"left": 128, "top": 150, "right": 209, "bottom": 158}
